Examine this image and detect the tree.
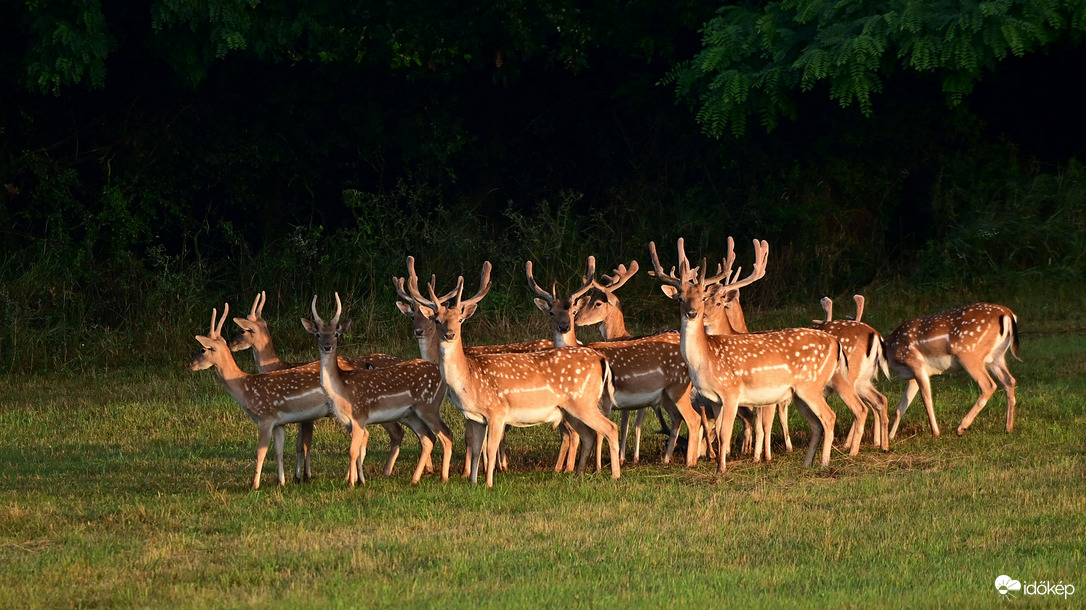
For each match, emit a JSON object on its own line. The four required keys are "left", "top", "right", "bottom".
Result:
{"left": 668, "top": 0, "right": 1086, "bottom": 137}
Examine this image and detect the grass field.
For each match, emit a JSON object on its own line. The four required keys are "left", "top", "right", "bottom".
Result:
{"left": 1, "top": 313, "right": 1084, "bottom": 608}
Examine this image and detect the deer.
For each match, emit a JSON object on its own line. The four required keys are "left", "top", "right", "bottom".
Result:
{"left": 884, "top": 302, "right": 1020, "bottom": 438}
{"left": 227, "top": 290, "right": 414, "bottom": 482}
{"left": 189, "top": 303, "right": 338, "bottom": 490}
{"left": 649, "top": 237, "right": 869, "bottom": 471}
{"left": 300, "top": 293, "right": 454, "bottom": 486}
{"left": 392, "top": 263, "right": 551, "bottom": 476}
{"left": 403, "top": 258, "right": 621, "bottom": 487}
{"left": 811, "top": 295, "right": 891, "bottom": 451}
{"left": 528, "top": 257, "right": 702, "bottom": 468}
{"left": 572, "top": 260, "right": 679, "bottom": 463}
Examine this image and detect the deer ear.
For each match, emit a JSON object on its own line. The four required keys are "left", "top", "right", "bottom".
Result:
{"left": 300, "top": 318, "right": 318, "bottom": 334}
{"left": 195, "top": 335, "right": 216, "bottom": 349}
{"left": 723, "top": 289, "right": 740, "bottom": 303}
{"left": 533, "top": 298, "right": 551, "bottom": 313}
{"left": 233, "top": 317, "right": 254, "bottom": 330}
{"left": 395, "top": 301, "right": 413, "bottom": 316}
{"left": 573, "top": 295, "right": 590, "bottom": 311}
{"left": 604, "top": 291, "right": 620, "bottom": 306}
{"left": 659, "top": 285, "right": 681, "bottom": 300}
{"left": 338, "top": 319, "right": 353, "bottom": 335}
{"left": 704, "top": 284, "right": 724, "bottom": 298}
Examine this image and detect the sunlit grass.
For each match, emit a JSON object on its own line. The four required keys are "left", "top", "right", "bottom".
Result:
{"left": 1, "top": 324, "right": 1083, "bottom": 607}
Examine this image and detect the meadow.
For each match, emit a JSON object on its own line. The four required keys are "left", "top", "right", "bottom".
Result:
{"left": 1, "top": 291, "right": 1084, "bottom": 609}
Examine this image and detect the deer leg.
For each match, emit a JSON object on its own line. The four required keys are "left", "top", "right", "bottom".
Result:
{"left": 462, "top": 421, "right": 474, "bottom": 478}
{"left": 555, "top": 420, "right": 571, "bottom": 472}
{"left": 956, "top": 357, "right": 1000, "bottom": 435}
{"left": 652, "top": 405, "right": 672, "bottom": 436}
{"left": 660, "top": 403, "right": 682, "bottom": 465}
{"left": 757, "top": 405, "right": 775, "bottom": 463}
{"left": 484, "top": 417, "right": 506, "bottom": 488}
{"left": 632, "top": 408, "right": 648, "bottom": 465}
{"left": 890, "top": 379, "right": 920, "bottom": 439}
{"left": 914, "top": 374, "right": 941, "bottom": 437}
{"left": 737, "top": 407, "right": 754, "bottom": 455}
{"left": 467, "top": 420, "right": 485, "bottom": 485}
{"left": 295, "top": 421, "right": 314, "bottom": 483}
{"left": 777, "top": 400, "right": 793, "bottom": 452}
{"left": 715, "top": 399, "right": 739, "bottom": 474}
{"left": 575, "top": 404, "right": 621, "bottom": 479}
{"left": 988, "top": 357, "right": 1017, "bottom": 433}
{"left": 667, "top": 386, "right": 701, "bottom": 467}
{"left": 383, "top": 422, "right": 405, "bottom": 477}
{"left": 399, "top": 414, "right": 435, "bottom": 485}
{"left": 252, "top": 422, "right": 274, "bottom": 490}
{"left": 273, "top": 424, "right": 286, "bottom": 486}
{"left": 859, "top": 381, "right": 890, "bottom": 451}
{"left": 345, "top": 423, "right": 367, "bottom": 487}
{"left": 415, "top": 403, "right": 454, "bottom": 482}
{"left": 567, "top": 417, "right": 596, "bottom": 475}
{"left": 790, "top": 397, "right": 822, "bottom": 468}
{"left": 698, "top": 402, "right": 717, "bottom": 460}
{"left": 618, "top": 410, "right": 632, "bottom": 464}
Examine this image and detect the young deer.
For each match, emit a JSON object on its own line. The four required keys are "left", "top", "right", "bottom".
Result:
{"left": 529, "top": 258, "right": 702, "bottom": 468}
{"left": 228, "top": 290, "right": 411, "bottom": 482}
{"left": 404, "top": 260, "right": 621, "bottom": 487}
{"left": 189, "top": 303, "right": 335, "bottom": 490}
{"left": 885, "top": 302, "right": 1019, "bottom": 438}
{"left": 301, "top": 293, "right": 453, "bottom": 486}
{"left": 650, "top": 237, "right": 867, "bottom": 471}
{"left": 812, "top": 295, "right": 891, "bottom": 450}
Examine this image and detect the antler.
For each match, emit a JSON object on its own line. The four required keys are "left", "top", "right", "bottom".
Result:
{"left": 571, "top": 256, "right": 596, "bottom": 301}
{"left": 648, "top": 240, "right": 683, "bottom": 287}
{"left": 209, "top": 302, "right": 230, "bottom": 339}
{"left": 393, "top": 256, "right": 458, "bottom": 305}
{"left": 596, "top": 260, "right": 639, "bottom": 293}
{"left": 718, "top": 239, "right": 768, "bottom": 291}
{"left": 819, "top": 297, "right": 833, "bottom": 324}
{"left": 853, "top": 294, "right": 865, "bottom": 322}
{"left": 406, "top": 258, "right": 491, "bottom": 314}
{"left": 309, "top": 292, "right": 343, "bottom": 327}
{"left": 525, "top": 261, "right": 556, "bottom": 305}
{"left": 706, "top": 236, "right": 738, "bottom": 285}
{"left": 246, "top": 291, "right": 266, "bottom": 322}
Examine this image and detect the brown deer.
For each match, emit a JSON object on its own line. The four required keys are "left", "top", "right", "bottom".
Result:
{"left": 529, "top": 258, "right": 702, "bottom": 468}
{"left": 228, "top": 290, "right": 412, "bottom": 482}
{"left": 404, "top": 259, "right": 621, "bottom": 487}
{"left": 189, "top": 303, "right": 337, "bottom": 489}
{"left": 812, "top": 295, "right": 891, "bottom": 451}
{"left": 649, "top": 237, "right": 868, "bottom": 471}
{"left": 300, "top": 293, "right": 453, "bottom": 486}
{"left": 573, "top": 260, "right": 679, "bottom": 463}
{"left": 884, "top": 302, "right": 1019, "bottom": 438}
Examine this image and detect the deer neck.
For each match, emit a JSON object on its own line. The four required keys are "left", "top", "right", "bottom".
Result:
{"left": 211, "top": 353, "right": 254, "bottom": 403}
{"left": 678, "top": 310, "right": 712, "bottom": 375}
{"left": 437, "top": 336, "right": 477, "bottom": 410}
{"left": 316, "top": 344, "right": 348, "bottom": 400}
{"left": 598, "top": 309, "right": 630, "bottom": 341}
{"left": 250, "top": 336, "right": 288, "bottom": 372}
{"left": 416, "top": 333, "right": 441, "bottom": 364}
{"left": 554, "top": 326, "right": 578, "bottom": 348}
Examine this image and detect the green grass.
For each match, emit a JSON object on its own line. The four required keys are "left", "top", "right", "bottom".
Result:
{"left": 1, "top": 329, "right": 1084, "bottom": 608}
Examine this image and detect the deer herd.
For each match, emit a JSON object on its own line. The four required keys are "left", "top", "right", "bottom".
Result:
{"left": 189, "top": 237, "right": 1021, "bottom": 489}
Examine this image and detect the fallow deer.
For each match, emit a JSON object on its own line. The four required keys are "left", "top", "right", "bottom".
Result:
{"left": 189, "top": 303, "right": 335, "bottom": 489}
{"left": 885, "top": 302, "right": 1019, "bottom": 438}
{"left": 404, "top": 260, "right": 621, "bottom": 487}
{"left": 529, "top": 258, "right": 702, "bottom": 468}
{"left": 812, "top": 295, "right": 891, "bottom": 451}
{"left": 649, "top": 237, "right": 867, "bottom": 471}
{"left": 301, "top": 293, "right": 453, "bottom": 486}
{"left": 228, "top": 290, "right": 411, "bottom": 482}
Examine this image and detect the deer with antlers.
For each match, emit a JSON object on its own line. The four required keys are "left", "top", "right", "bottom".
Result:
{"left": 190, "top": 303, "right": 337, "bottom": 489}
{"left": 811, "top": 295, "right": 891, "bottom": 451}
{"left": 529, "top": 257, "right": 702, "bottom": 468}
{"left": 301, "top": 293, "right": 454, "bottom": 486}
{"left": 227, "top": 290, "right": 412, "bottom": 482}
{"left": 885, "top": 302, "right": 1019, "bottom": 438}
{"left": 650, "top": 237, "right": 870, "bottom": 471}
{"left": 392, "top": 261, "right": 552, "bottom": 476}
{"left": 403, "top": 259, "right": 621, "bottom": 487}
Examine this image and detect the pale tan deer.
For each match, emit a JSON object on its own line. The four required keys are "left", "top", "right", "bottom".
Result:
{"left": 529, "top": 257, "right": 702, "bottom": 468}
{"left": 300, "top": 293, "right": 453, "bottom": 486}
{"left": 812, "top": 295, "right": 891, "bottom": 451}
{"left": 649, "top": 237, "right": 868, "bottom": 471}
{"left": 404, "top": 259, "right": 621, "bottom": 487}
{"left": 392, "top": 263, "right": 549, "bottom": 476}
{"left": 189, "top": 303, "right": 336, "bottom": 489}
{"left": 228, "top": 290, "right": 411, "bottom": 482}
{"left": 885, "top": 302, "right": 1019, "bottom": 438}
